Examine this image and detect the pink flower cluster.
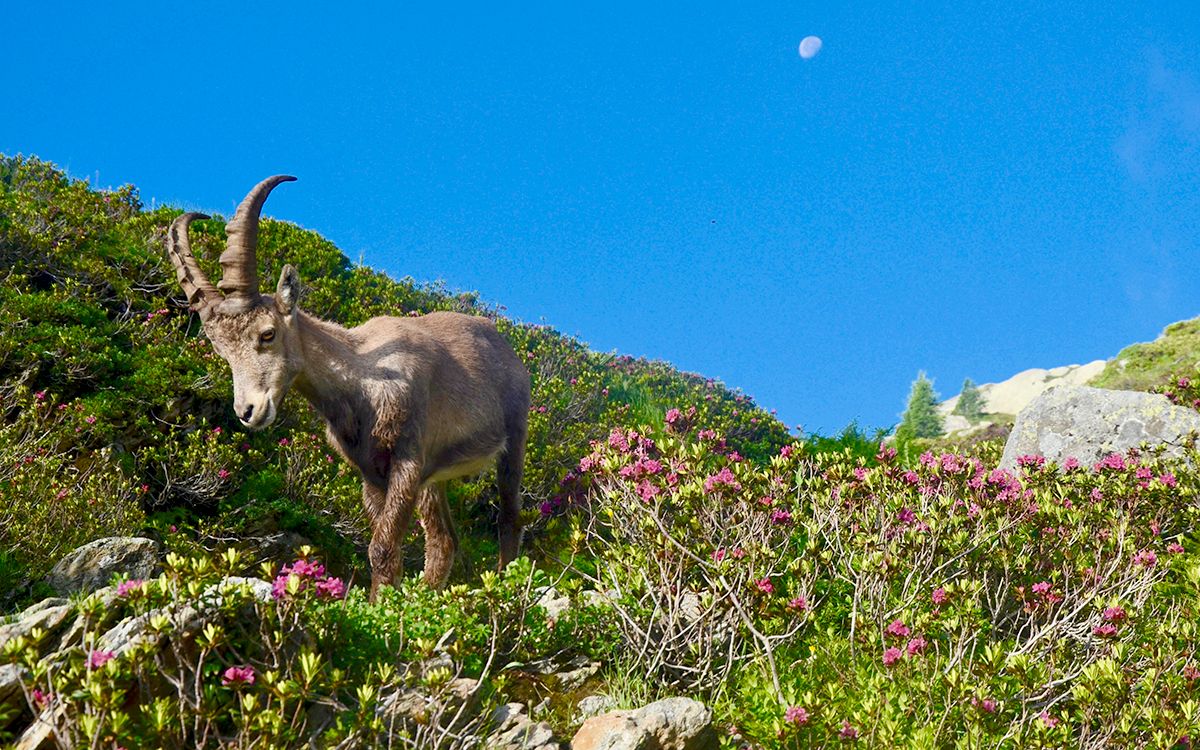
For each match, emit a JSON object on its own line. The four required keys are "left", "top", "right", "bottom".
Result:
{"left": 88, "top": 649, "right": 114, "bottom": 670}
{"left": 116, "top": 579, "right": 146, "bottom": 597}
{"left": 703, "top": 467, "right": 741, "bottom": 494}
{"left": 784, "top": 705, "right": 810, "bottom": 726}
{"left": 222, "top": 665, "right": 256, "bottom": 687}
{"left": 272, "top": 558, "right": 347, "bottom": 600}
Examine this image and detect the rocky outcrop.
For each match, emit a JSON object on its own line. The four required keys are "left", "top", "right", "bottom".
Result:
{"left": 44, "top": 537, "right": 163, "bottom": 596}
{"left": 939, "top": 361, "right": 1107, "bottom": 435}
{"left": 571, "top": 698, "right": 717, "bottom": 750}
{"left": 1000, "top": 384, "right": 1200, "bottom": 468}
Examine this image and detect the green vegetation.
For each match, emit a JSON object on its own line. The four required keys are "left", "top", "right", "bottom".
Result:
{"left": 952, "top": 377, "right": 986, "bottom": 423}
{"left": 894, "top": 371, "right": 943, "bottom": 443}
{"left": 4, "top": 156, "right": 1200, "bottom": 747}
{"left": 1091, "top": 317, "right": 1200, "bottom": 392}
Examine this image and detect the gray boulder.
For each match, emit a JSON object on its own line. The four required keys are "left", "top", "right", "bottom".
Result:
{"left": 45, "top": 537, "right": 163, "bottom": 596}
{"left": 1001, "top": 384, "right": 1200, "bottom": 469}
{"left": 571, "top": 698, "right": 717, "bottom": 750}
{"left": 488, "top": 703, "right": 561, "bottom": 750}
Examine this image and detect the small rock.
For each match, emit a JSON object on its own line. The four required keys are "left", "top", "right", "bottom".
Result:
{"left": 488, "top": 702, "right": 561, "bottom": 750}
{"left": 571, "top": 712, "right": 651, "bottom": 750}
{"left": 576, "top": 694, "right": 618, "bottom": 723}
{"left": 537, "top": 587, "right": 570, "bottom": 623}
{"left": 44, "top": 537, "right": 162, "bottom": 596}
{"left": 572, "top": 698, "right": 717, "bottom": 750}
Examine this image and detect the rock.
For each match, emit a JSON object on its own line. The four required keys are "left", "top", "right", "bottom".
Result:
{"left": 572, "top": 698, "right": 716, "bottom": 750}
{"left": 571, "top": 712, "right": 651, "bottom": 750}
{"left": 537, "top": 587, "right": 570, "bottom": 623}
{"left": 1000, "top": 384, "right": 1200, "bottom": 469}
{"left": 1, "top": 663, "right": 28, "bottom": 730}
{"left": 12, "top": 709, "right": 56, "bottom": 750}
{"left": 44, "top": 537, "right": 163, "bottom": 596}
{"left": 576, "top": 694, "right": 618, "bottom": 723}
{"left": 936, "top": 361, "right": 1108, "bottom": 436}
{"left": 0, "top": 600, "right": 73, "bottom": 657}
{"left": 488, "top": 702, "right": 561, "bottom": 750}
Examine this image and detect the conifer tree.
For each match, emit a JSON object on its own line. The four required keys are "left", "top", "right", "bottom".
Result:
{"left": 953, "top": 378, "right": 986, "bottom": 423}
{"left": 896, "top": 371, "right": 943, "bottom": 440}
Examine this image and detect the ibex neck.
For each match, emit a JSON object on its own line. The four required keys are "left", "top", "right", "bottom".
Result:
{"left": 292, "top": 311, "right": 363, "bottom": 415}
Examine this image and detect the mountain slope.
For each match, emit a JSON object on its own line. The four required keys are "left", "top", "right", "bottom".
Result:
{"left": 0, "top": 155, "right": 789, "bottom": 593}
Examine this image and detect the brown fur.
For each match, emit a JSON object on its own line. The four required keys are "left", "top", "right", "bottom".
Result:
{"left": 165, "top": 179, "right": 531, "bottom": 599}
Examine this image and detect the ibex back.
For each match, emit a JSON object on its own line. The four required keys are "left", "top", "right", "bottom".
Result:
{"left": 165, "top": 176, "right": 531, "bottom": 599}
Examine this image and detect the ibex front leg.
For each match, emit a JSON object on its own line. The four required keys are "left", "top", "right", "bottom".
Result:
{"left": 365, "top": 457, "right": 422, "bottom": 602}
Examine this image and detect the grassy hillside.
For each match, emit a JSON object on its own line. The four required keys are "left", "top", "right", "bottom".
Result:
{"left": 0, "top": 155, "right": 789, "bottom": 599}
{"left": 3, "top": 155, "right": 1200, "bottom": 748}
{"left": 1090, "top": 317, "right": 1200, "bottom": 392}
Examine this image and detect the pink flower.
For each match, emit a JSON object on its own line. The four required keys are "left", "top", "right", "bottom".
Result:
{"left": 931, "top": 587, "right": 949, "bottom": 606}
{"left": 221, "top": 665, "right": 256, "bottom": 687}
{"left": 1031, "top": 581, "right": 1052, "bottom": 597}
{"left": 882, "top": 647, "right": 903, "bottom": 667}
{"left": 780, "top": 444, "right": 794, "bottom": 458}
{"left": 973, "top": 697, "right": 998, "bottom": 714}
{"left": 906, "top": 636, "right": 928, "bottom": 656}
{"left": 1017, "top": 454, "right": 1045, "bottom": 470}
{"left": 1038, "top": 711, "right": 1059, "bottom": 728}
{"left": 34, "top": 391, "right": 46, "bottom": 401}
{"left": 852, "top": 467, "right": 868, "bottom": 481}
{"left": 315, "top": 577, "right": 347, "bottom": 599}
{"left": 731, "top": 547, "right": 746, "bottom": 559}
{"left": 1092, "top": 624, "right": 1119, "bottom": 638}
{"left": 31, "top": 688, "right": 51, "bottom": 708}
{"left": 1062, "top": 457, "right": 1080, "bottom": 471}
{"left": 839, "top": 721, "right": 859, "bottom": 740}
{"left": 84, "top": 415, "right": 97, "bottom": 425}
{"left": 1168, "top": 542, "right": 1186, "bottom": 554}
{"left": 217, "top": 468, "right": 231, "bottom": 480}
{"left": 711, "top": 548, "right": 727, "bottom": 562}
{"left": 784, "top": 705, "right": 810, "bottom": 726}
{"left": 1183, "top": 664, "right": 1200, "bottom": 682}
{"left": 88, "top": 650, "right": 115, "bottom": 670}
{"left": 703, "top": 467, "right": 741, "bottom": 494}
{"left": 885, "top": 619, "right": 911, "bottom": 639}
{"left": 1132, "top": 549, "right": 1158, "bottom": 568}
{"left": 1102, "top": 606, "right": 1127, "bottom": 623}
{"left": 896, "top": 507, "right": 916, "bottom": 525}
{"left": 771, "top": 509, "right": 793, "bottom": 525}
{"left": 278, "top": 437, "right": 290, "bottom": 446}
{"left": 1094, "top": 453, "right": 1126, "bottom": 472}
{"left": 876, "top": 444, "right": 897, "bottom": 462}
{"left": 116, "top": 579, "right": 145, "bottom": 597}
{"left": 755, "top": 578, "right": 775, "bottom": 595}
{"left": 902, "top": 470, "right": 920, "bottom": 485}
{"left": 608, "top": 429, "right": 630, "bottom": 452}
{"left": 1158, "top": 473, "right": 1178, "bottom": 488}
{"left": 636, "top": 480, "right": 660, "bottom": 501}
{"left": 788, "top": 596, "right": 809, "bottom": 612}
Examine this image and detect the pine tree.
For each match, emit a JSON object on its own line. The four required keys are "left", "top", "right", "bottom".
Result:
{"left": 896, "top": 371, "right": 944, "bottom": 440}
{"left": 953, "top": 378, "right": 986, "bottom": 423}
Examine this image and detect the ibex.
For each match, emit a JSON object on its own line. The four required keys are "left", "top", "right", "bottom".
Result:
{"left": 165, "top": 176, "right": 531, "bottom": 598}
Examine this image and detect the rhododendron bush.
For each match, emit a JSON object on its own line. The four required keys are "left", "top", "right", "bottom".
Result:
{"left": 564, "top": 415, "right": 1200, "bottom": 747}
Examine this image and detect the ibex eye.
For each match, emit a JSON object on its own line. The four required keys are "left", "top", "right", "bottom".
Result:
{"left": 260, "top": 329, "right": 276, "bottom": 344}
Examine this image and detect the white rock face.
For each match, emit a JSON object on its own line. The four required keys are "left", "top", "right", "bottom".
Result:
{"left": 938, "top": 360, "right": 1107, "bottom": 434}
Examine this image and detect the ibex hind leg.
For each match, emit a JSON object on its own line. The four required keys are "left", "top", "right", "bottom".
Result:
{"left": 418, "top": 483, "right": 458, "bottom": 589}
{"left": 496, "top": 431, "right": 526, "bottom": 570}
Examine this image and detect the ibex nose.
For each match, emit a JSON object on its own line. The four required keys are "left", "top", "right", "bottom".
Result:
{"left": 240, "top": 404, "right": 254, "bottom": 423}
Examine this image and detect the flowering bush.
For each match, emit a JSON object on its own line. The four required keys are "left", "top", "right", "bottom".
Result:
{"left": 569, "top": 412, "right": 1200, "bottom": 746}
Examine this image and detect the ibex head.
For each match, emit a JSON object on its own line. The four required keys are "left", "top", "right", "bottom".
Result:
{"left": 165, "top": 176, "right": 303, "bottom": 430}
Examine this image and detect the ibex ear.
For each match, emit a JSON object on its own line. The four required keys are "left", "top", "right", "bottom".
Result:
{"left": 275, "top": 264, "right": 301, "bottom": 315}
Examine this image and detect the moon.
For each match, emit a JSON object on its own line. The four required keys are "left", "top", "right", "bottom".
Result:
{"left": 798, "top": 36, "right": 823, "bottom": 60}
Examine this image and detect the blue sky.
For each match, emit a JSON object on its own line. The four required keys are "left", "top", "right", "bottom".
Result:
{"left": 3, "top": 2, "right": 1200, "bottom": 434}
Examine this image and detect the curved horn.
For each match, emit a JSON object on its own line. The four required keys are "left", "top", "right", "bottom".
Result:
{"left": 165, "top": 212, "right": 219, "bottom": 314}
{"left": 218, "top": 175, "right": 296, "bottom": 297}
